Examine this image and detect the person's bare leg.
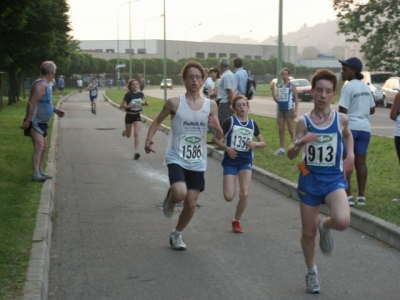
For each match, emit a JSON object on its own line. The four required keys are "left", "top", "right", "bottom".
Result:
{"left": 234, "top": 170, "right": 252, "bottom": 220}
{"left": 355, "top": 154, "right": 367, "bottom": 197}
{"left": 175, "top": 189, "right": 200, "bottom": 232}
{"left": 300, "top": 203, "right": 320, "bottom": 268}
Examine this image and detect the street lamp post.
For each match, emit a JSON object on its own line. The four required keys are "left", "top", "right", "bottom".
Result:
{"left": 237, "top": 30, "right": 252, "bottom": 56}
{"left": 143, "top": 14, "right": 163, "bottom": 89}
{"left": 185, "top": 23, "right": 202, "bottom": 64}
{"left": 163, "top": 0, "right": 167, "bottom": 102}
{"left": 294, "top": 35, "right": 309, "bottom": 76}
{"left": 117, "top": 0, "right": 140, "bottom": 86}
{"left": 277, "top": 0, "right": 283, "bottom": 86}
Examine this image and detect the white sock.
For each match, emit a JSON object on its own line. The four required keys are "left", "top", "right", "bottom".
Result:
{"left": 172, "top": 229, "right": 181, "bottom": 234}
{"left": 307, "top": 265, "right": 317, "bottom": 275}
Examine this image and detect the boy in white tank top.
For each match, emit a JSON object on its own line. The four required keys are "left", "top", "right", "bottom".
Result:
{"left": 144, "top": 61, "right": 223, "bottom": 250}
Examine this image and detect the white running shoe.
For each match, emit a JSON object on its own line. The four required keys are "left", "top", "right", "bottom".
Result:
{"left": 162, "top": 188, "right": 175, "bottom": 218}
{"left": 348, "top": 195, "right": 355, "bottom": 206}
{"left": 318, "top": 216, "right": 333, "bottom": 255}
{"left": 169, "top": 232, "right": 186, "bottom": 250}
{"left": 305, "top": 272, "right": 321, "bottom": 294}
{"left": 357, "top": 196, "right": 366, "bottom": 206}
{"left": 273, "top": 148, "right": 286, "bottom": 156}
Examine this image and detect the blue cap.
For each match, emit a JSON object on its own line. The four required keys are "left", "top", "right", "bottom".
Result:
{"left": 338, "top": 57, "right": 363, "bottom": 72}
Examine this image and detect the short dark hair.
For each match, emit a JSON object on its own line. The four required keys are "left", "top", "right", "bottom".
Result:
{"left": 311, "top": 69, "right": 337, "bottom": 91}
{"left": 233, "top": 57, "right": 243, "bottom": 68}
{"left": 209, "top": 67, "right": 220, "bottom": 79}
{"left": 181, "top": 61, "right": 205, "bottom": 80}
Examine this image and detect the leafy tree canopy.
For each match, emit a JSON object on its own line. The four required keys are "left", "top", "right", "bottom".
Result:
{"left": 333, "top": 0, "right": 400, "bottom": 71}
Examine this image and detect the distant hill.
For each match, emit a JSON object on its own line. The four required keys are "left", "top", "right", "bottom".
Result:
{"left": 204, "top": 19, "right": 350, "bottom": 55}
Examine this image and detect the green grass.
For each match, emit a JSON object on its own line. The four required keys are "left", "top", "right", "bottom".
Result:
{"left": 1, "top": 87, "right": 398, "bottom": 299}
{"left": 0, "top": 88, "right": 73, "bottom": 300}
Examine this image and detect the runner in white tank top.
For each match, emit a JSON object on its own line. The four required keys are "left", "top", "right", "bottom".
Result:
{"left": 144, "top": 61, "right": 223, "bottom": 250}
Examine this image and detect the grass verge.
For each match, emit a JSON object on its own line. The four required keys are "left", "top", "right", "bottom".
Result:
{"left": 0, "top": 89, "right": 73, "bottom": 300}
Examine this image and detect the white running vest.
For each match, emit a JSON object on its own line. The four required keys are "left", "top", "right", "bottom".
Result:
{"left": 165, "top": 95, "right": 210, "bottom": 171}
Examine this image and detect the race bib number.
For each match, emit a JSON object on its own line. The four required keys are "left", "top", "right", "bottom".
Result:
{"left": 129, "top": 98, "right": 143, "bottom": 111}
{"left": 179, "top": 135, "right": 203, "bottom": 162}
{"left": 90, "top": 89, "right": 97, "bottom": 96}
{"left": 306, "top": 134, "right": 337, "bottom": 167}
{"left": 278, "top": 87, "right": 289, "bottom": 102}
{"left": 230, "top": 125, "right": 254, "bottom": 152}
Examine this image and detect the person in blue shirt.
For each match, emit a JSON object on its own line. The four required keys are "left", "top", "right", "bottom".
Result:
{"left": 57, "top": 75, "right": 65, "bottom": 98}
{"left": 287, "top": 68, "right": 354, "bottom": 294}
{"left": 212, "top": 95, "right": 265, "bottom": 233}
{"left": 21, "top": 61, "right": 66, "bottom": 182}
{"left": 233, "top": 57, "right": 249, "bottom": 96}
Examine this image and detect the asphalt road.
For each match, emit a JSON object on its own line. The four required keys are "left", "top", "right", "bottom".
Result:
{"left": 47, "top": 90, "right": 400, "bottom": 300}
{"left": 145, "top": 86, "right": 395, "bottom": 138}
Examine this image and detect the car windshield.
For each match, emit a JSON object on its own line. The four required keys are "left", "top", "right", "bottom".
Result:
{"left": 291, "top": 80, "right": 310, "bottom": 87}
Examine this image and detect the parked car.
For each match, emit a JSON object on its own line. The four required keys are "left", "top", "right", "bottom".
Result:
{"left": 160, "top": 78, "right": 173, "bottom": 89}
{"left": 290, "top": 78, "right": 312, "bottom": 101}
{"left": 361, "top": 71, "right": 393, "bottom": 105}
{"left": 382, "top": 77, "right": 400, "bottom": 108}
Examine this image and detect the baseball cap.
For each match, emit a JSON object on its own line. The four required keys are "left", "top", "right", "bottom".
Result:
{"left": 338, "top": 57, "right": 363, "bottom": 72}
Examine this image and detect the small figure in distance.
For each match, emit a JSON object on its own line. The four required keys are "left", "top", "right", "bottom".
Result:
{"left": 87, "top": 78, "right": 98, "bottom": 115}
{"left": 120, "top": 78, "right": 148, "bottom": 160}
{"left": 271, "top": 67, "right": 299, "bottom": 156}
{"left": 287, "top": 68, "right": 354, "bottom": 294}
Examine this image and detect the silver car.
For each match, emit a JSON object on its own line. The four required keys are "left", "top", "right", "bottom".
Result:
{"left": 382, "top": 77, "right": 400, "bottom": 108}
{"left": 361, "top": 71, "right": 393, "bottom": 105}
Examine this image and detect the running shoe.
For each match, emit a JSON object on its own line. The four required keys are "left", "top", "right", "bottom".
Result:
{"left": 392, "top": 197, "right": 400, "bottom": 202}
{"left": 348, "top": 195, "right": 355, "bottom": 206}
{"left": 93, "top": 110, "right": 96, "bottom": 115}
{"left": 122, "top": 130, "right": 126, "bottom": 137}
{"left": 318, "top": 216, "right": 333, "bottom": 255}
{"left": 163, "top": 188, "right": 175, "bottom": 218}
{"left": 357, "top": 196, "right": 366, "bottom": 206}
{"left": 169, "top": 231, "right": 186, "bottom": 250}
{"left": 232, "top": 220, "right": 244, "bottom": 233}
{"left": 40, "top": 171, "right": 53, "bottom": 179}
{"left": 273, "top": 148, "right": 286, "bottom": 156}
{"left": 32, "top": 172, "right": 46, "bottom": 182}
{"left": 134, "top": 153, "right": 140, "bottom": 160}
{"left": 305, "top": 272, "right": 321, "bottom": 294}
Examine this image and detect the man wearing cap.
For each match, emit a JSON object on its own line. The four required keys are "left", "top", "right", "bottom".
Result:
{"left": 338, "top": 57, "right": 375, "bottom": 206}
{"left": 217, "top": 57, "right": 237, "bottom": 125}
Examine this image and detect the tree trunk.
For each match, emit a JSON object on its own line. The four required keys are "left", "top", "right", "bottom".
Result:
{"left": 7, "top": 67, "right": 19, "bottom": 105}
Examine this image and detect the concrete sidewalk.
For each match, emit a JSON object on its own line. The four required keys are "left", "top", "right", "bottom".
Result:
{"left": 24, "top": 90, "right": 400, "bottom": 299}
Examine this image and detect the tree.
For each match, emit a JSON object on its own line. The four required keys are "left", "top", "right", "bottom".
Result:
{"left": 0, "top": 0, "right": 71, "bottom": 104}
{"left": 333, "top": 0, "right": 400, "bottom": 71}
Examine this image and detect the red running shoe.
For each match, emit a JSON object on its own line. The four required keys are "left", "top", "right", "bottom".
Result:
{"left": 232, "top": 220, "right": 244, "bottom": 233}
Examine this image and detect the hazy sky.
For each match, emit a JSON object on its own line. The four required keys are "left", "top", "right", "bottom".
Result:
{"left": 67, "top": 0, "right": 338, "bottom": 43}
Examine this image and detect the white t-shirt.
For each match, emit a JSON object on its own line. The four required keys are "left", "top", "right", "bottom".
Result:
{"left": 339, "top": 79, "right": 375, "bottom": 132}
